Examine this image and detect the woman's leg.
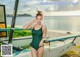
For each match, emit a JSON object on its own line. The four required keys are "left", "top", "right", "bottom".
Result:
{"left": 37, "top": 46, "right": 44, "bottom": 57}
{"left": 31, "top": 47, "right": 38, "bottom": 57}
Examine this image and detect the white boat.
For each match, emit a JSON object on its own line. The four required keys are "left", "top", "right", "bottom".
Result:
{"left": 10, "top": 31, "right": 80, "bottom": 57}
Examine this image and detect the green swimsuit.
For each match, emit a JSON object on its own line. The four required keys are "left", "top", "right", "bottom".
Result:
{"left": 30, "top": 26, "right": 43, "bottom": 50}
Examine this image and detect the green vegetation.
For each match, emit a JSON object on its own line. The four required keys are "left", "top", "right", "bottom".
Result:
{"left": 8, "top": 30, "right": 32, "bottom": 38}
{"left": 0, "top": 52, "right": 2, "bottom": 57}
{"left": 76, "top": 45, "right": 80, "bottom": 48}
{"left": 62, "top": 50, "right": 79, "bottom": 57}
{"left": 62, "top": 45, "right": 80, "bottom": 57}
{"left": 7, "top": 26, "right": 32, "bottom": 38}
{"left": 0, "top": 43, "right": 2, "bottom": 57}
{"left": 66, "top": 50, "right": 78, "bottom": 55}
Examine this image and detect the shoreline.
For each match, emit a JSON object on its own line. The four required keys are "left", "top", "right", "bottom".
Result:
{"left": 7, "top": 25, "right": 80, "bottom": 33}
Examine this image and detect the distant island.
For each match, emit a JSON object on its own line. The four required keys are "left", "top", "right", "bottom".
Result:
{"left": 7, "top": 13, "right": 32, "bottom": 17}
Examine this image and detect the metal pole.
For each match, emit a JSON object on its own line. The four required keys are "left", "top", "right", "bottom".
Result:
{"left": 49, "top": 42, "right": 50, "bottom": 57}
{"left": 72, "top": 37, "right": 77, "bottom": 43}
{"left": 8, "top": 0, "right": 19, "bottom": 43}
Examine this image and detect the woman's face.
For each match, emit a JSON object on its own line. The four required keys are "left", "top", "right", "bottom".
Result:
{"left": 36, "top": 16, "right": 43, "bottom": 24}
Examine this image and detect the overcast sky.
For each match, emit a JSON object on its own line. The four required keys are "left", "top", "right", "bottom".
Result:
{"left": 0, "top": 0, "right": 80, "bottom": 16}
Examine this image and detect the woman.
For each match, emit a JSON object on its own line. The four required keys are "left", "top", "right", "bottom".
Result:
{"left": 23, "top": 11, "right": 47, "bottom": 57}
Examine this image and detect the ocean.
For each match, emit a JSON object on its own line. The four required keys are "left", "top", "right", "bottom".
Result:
{"left": 6, "top": 16, "right": 80, "bottom": 32}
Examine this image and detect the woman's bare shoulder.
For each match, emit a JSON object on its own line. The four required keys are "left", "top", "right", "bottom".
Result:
{"left": 42, "top": 25, "right": 47, "bottom": 30}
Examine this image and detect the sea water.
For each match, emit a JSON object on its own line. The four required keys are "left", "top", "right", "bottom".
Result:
{"left": 6, "top": 16, "right": 80, "bottom": 32}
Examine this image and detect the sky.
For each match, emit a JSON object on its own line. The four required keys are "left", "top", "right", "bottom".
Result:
{"left": 0, "top": 0, "right": 80, "bottom": 16}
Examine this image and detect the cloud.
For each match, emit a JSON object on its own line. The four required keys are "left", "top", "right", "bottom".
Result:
{"left": 22, "top": 1, "right": 41, "bottom": 7}
{"left": 19, "top": 2, "right": 23, "bottom": 6}
{"left": 72, "top": 0, "right": 79, "bottom": 3}
{"left": 6, "top": 6, "right": 10, "bottom": 9}
{"left": 0, "top": 1, "right": 6, "bottom": 5}
{"left": 44, "top": 0, "right": 61, "bottom": 2}
{"left": 25, "top": 1, "right": 40, "bottom": 6}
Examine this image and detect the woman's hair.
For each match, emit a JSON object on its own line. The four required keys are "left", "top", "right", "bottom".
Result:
{"left": 36, "top": 11, "right": 43, "bottom": 19}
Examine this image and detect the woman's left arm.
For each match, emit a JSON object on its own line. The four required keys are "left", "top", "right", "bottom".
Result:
{"left": 42, "top": 26, "right": 47, "bottom": 41}
{"left": 39, "top": 26, "right": 47, "bottom": 47}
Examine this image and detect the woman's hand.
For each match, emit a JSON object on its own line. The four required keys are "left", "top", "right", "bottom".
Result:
{"left": 39, "top": 40, "right": 44, "bottom": 47}
{"left": 23, "top": 18, "right": 37, "bottom": 29}
{"left": 33, "top": 18, "right": 38, "bottom": 22}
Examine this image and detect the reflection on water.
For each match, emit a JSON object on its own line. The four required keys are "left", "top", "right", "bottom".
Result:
{"left": 7, "top": 16, "right": 80, "bottom": 32}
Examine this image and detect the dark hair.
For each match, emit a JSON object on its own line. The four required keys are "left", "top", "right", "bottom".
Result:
{"left": 36, "top": 11, "right": 43, "bottom": 18}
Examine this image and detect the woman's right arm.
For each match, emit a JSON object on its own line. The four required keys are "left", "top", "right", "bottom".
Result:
{"left": 23, "top": 19, "right": 36, "bottom": 29}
